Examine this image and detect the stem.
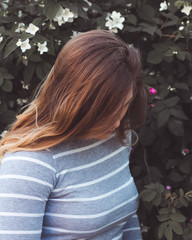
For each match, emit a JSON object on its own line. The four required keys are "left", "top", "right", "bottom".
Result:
{"left": 143, "top": 146, "right": 152, "bottom": 183}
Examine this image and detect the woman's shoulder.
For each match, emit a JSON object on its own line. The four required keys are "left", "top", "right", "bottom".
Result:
{"left": 1, "top": 148, "right": 56, "bottom": 169}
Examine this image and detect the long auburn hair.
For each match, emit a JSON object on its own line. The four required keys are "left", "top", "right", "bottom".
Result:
{"left": 0, "top": 30, "right": 146, "bottom": 158}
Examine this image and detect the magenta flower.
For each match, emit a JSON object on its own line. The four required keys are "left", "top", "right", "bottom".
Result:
{"left": 182, "top": 148, "right": 190, "bottom": 156}
{"left": 151, "top": 104, "right": 155, "bottom": 107}
{"left": 149, "top": 87, "right": 157, "bottom": 95}
{"left": 166, "top": 185, "right": 172, "bottom": 190}
{"left": 184, "top": 149, "right": 189, "bottom": 154}
{"left": 131, "top": 147, "right": 133, "bottom": 152}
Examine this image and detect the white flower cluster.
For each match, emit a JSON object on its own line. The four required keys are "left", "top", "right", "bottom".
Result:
{"left": 159, "top": 1, "right": 192, "bottom": 15}
{"left": 105, "top": 11, "right": 125, "bottom": 33}
{"left": 15, "top": 23, "right": 48, "bottom": 55}
{"left": 54, "top": 7, "right": 78, "bottom": 26}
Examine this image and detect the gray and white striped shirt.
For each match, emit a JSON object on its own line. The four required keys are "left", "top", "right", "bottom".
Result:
{"left": 0, "top": 134, "right": 142, "bottom": 240}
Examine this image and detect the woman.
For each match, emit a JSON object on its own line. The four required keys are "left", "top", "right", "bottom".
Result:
{"left": 0, "top": 30, "right": 146, "bottom": 240}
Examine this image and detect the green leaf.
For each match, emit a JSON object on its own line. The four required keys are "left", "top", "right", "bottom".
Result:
{"left": 151, "top": 101, "right": 165, "bottom": 112}
{"left": 157, "top": 213, "right": 170, "bottom": 222}
{"left": 0, "top": 76, "right": 4, "bottom": 86}
{"left": 0, "top": 110, "right": 16, "bottom": 124}
{"left": 169, "top": 107, "right": 188, "bottom": 120}
{"left": 169, "top": 171, "right": 183, "bottom": 182}
{"left": 177, "top": 51, "right": 186, "bottom": 61}
{"left": 159, "top": 208, "right": 170, "bottom": 214}
{"left": 174, "top": 82, "right": 189, "bottom": 90}
{"left": 139, "top": 23, "right": 158, "bottom": 35}
{"left": 23, "top": 62, "right": 36, "bottom": 85}
{"left": 147, "top": 50, "right": 163, "bottom": 64}
{"left": 140, "top": 189, "right": 157, "bottom": 202}
{"left": 157, "top": 109, "right": 170, "bottom": 128}
{"left": 4, "top": 39, "right": 18, "bottom": 58}
{"left": 127, "top": 14, "right": 137, "bottom": 26}
{"left": 32, "top": 17, "right": 43, "bottom": 26}
{"left": 168, "top": 117, "right": 184, "bottom": 136}
{"left": 1, "top": 79, "right": 13, "bottom": 92}
{"left": 179, "top": 160, "right": 191, "bottom": 174}
{"left": 0, "top": 26, "right": 5, "bottom": 34}
{"left": 77, "top": 5, "right": 88, "bottom": 19}
{"left": 158, "top": 222, "right": 168, "bottom": 239}
{"left": 139, "top": 126, "right": 156, "bottom": 145}
{"left": 179, "top": 188, "right": 184, "bottom": 197}
{"left": 179, "top": 197, "right": 189, "bottom": 207}
{"left": 174, "top": 1, "right": 185, "bottom": 9}
{"left": 170, "top": 212, "right": 186, "bottom": 222}
{"left": 153, "top": 42, "right": 168, "bottom": 51}
{"left": 138, "top": 4, "right": 155, "bottom": 22}
{"left": 33, "top": 34, "right": 48, "bottom": 43}
{"left": 164, "top": 224, "right": 173, "bottom": 240}
{"left": 183, "top": 223, "right": 192, "bottom": 240}
{"left": 152, "top": 193, "right": 162, "bottom": 206}
{"left": 29, "top": 54, "right": 43, "bottom": 62}
{"left": 164, "top": 96, "right": 179, "bottom": 107}
{"left": 36, "top": 62, "right": 52, "bottom": 80}
{"left": 164, "top": 50, "right": 173, "bottom": 57}
{"left": 44, "top": 0, "right": 60, "bottom": 20}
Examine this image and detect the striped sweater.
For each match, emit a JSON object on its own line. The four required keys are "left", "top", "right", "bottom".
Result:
{"left": 0, "top": 134, "right": 143, "bottom": 240}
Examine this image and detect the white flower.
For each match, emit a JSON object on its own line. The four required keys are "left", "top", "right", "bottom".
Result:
{"left": 17, "top": 98, "right": 28, "bottom": 106}
{"left": 22, "top": 56, "right": 28, "bottom": 66}
{"left": 54, "top": 7, "right": 75, "bottom": 25}
{"left": 70, "top": 31, "right": 83, "bottom": 38}
{"left": 21, "top": 81, "right": 30, "bottom": 90}
{"left": 26, "top": 23, "right": 39, "bottom": 35}
{"left": 1, "top": 0, "right": 9, "bottom": 9}
{"left": 159, "top": 1, "right": 168, "bottom": 11}
{"left": 0, "top": 130, "right": 8, "bottom": 138}
{"left": 181, "top": 5, "right": 192, "bottom": 15}
{"left": 179, "top": 26, "right": 184, "bottom": 30}
{"left": 16, "top": 38, "right": 31, "bottom": 53}
{"left": 18, "top": 10, "right": 22, "bottom": 18}
{"left": 126, "top": 3, "right": 132, "bottom": 7}
{"left": 37, "top": 41, "right": 48, "bottom": 55}
{"left": 49, "top": 22, "right": 56, "bottom": 30}
{"left": 111, "top": 11, "right": 125, "bottom": 30}
{"left": 83, "top": 0, "right": 92, "bottom": 11}
{"left": 15, "top": 23, "right": 25, "bottom": 33}
{"left": 105, "top": 11, "right": 125, "bottom": 33}
{"left": 0, "top": 34, "right": 3, "bottom": 43}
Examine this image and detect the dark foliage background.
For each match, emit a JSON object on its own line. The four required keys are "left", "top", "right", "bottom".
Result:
{"left": 1, "top": 0, "right": 192, "bottom": 239}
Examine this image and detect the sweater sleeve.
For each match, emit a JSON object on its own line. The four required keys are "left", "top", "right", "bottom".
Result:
{"left": 0, "top": 150, "right": 56, "bottom": 240}
{"left": 122, "top": 213, "right": 143, "bottom": 240}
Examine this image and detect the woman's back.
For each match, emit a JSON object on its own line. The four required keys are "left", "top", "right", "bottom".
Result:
{"left": 0, "top": 134, "right": 142, "bottom": 239}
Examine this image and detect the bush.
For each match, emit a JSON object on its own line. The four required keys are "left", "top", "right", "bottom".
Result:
{"left": 0, "top": 0, "right": 192, "bottom": 239}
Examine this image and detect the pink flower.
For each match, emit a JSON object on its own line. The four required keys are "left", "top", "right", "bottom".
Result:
{"left": 149, "top": 87, "right": 157, "bottom": 95}
{"left": 151, "top": 104, "right": 155, "bottom": 107}
{"left": 131, "top": 147, "right": 133, "bottom": 152}
{"left": 190, "top": 219, "right": 192, "bottom": 224}
{"left": 166, "top": 185, "right": 172, "bottom": 190}
{"left": 182, "top": 148, "right": 190, "bottom": 156}
{"left": 184, "top": 149, "right": 189, "bottom": 154}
